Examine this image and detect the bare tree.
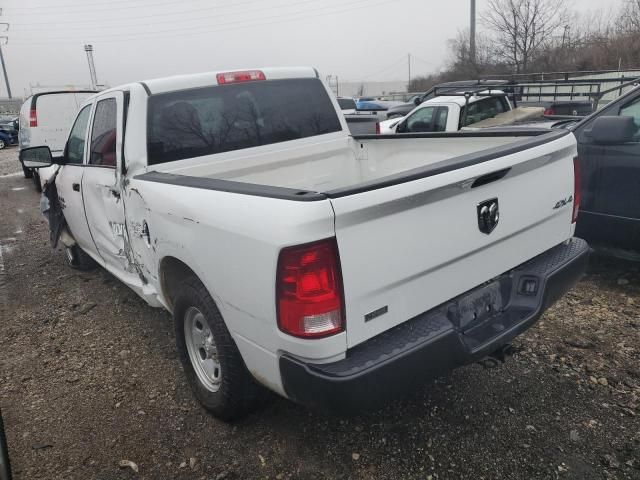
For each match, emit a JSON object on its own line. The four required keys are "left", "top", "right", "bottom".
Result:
{"left": 447, "top": 29, "right": 501, "bottom": 76}
{"left": 481, "top": 0, "right": 569, "bottom": 73}
{"left": 617, "top": 0, "right": 640, "bottom": 32}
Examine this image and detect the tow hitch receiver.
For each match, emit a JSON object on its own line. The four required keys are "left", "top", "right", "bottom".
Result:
{"left": 477, "top": 343, "right": 517, "bottom": 369}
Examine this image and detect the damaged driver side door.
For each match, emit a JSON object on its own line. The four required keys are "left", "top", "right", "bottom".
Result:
{"left": 81, "top": 92, "right": 141, "bottom": 286}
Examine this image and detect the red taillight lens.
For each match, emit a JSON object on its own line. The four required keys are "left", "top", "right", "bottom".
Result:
{"left": 276, "top": 238, "right": 344, "bottom": 338}
{"left": 572, "top": 156, "right": 581, "bottom": 223}
{"left": 375, "top": 122, "right": 381, "bottom": 135}
{"left": 216, "top": 70, "right": 266, "bottom": 85}
{"left": 544, "top": 107, "right": 555, "bottom": 116}
{"left": 29, "top": 108, "right": 37, "bottom": 127}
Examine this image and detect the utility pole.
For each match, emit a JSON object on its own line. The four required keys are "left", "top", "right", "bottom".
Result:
{"left": 0, "top": 24, "right": 11, "bottom": 98}
{"left": 408, "top": 53, "right": 411, "bottom": 90}
{"left": 561, "top": 25, "right": 570, "bottom": 48}
{"left": 84, "top": 44, "right": 98, "bottom": 90}
{"left": 0, "top": 42, "right": 11, "bottom": 98}
{"left": 470, "top": 0, "right": 476, "bottom": 64}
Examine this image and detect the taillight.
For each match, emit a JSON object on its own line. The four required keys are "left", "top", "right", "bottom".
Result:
{"left": 544, "top": 107, "right": 555, "bottom": 116}
{"left": 572, "top": 157, "right": 581, "bottom": 223}
{"left": 29, "top": 108, "right": 37, "bottom": 127}
{"left": 216, "top": 70, "right": 266, "bottom": 85}
{"left": 276, "top": 238, "right": 344, "bottom": 338}
{"left": 375, "top": 122, "right": 381, "bottom": 135}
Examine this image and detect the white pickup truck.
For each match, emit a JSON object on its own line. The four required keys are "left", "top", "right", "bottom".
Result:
{"left": 378, "top": 92, "right": 544, "bottom": 135}
{"left": 21, "top": 67, "right": 589, "bottom": 420}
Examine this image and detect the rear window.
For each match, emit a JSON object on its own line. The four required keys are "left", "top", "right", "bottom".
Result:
{"left": 35, "top": 92, "right": 94, "bottom": 127}
{"left": 147, "top": 78, "right": 342, "bottom": 165}
{"left": 338, "top": 98, "right": 356, "bottom": 110}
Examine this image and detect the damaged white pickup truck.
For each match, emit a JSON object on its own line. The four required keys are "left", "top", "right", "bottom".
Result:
{"left": 21, "top": 67, "right": 589, "bottom": 420}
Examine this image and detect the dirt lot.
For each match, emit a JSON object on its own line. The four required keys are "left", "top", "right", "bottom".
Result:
{"left": 1, "top": 147, "right": 639, "bottom": 480}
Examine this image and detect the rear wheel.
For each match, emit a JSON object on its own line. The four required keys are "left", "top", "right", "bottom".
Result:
{"left": 173, "top": 276, "right": 264, "bottom": 421}
{"left": 64, "top": 245, "right": 96, "bottom": 271}
{"left": 0, "top": 139, "right": 5, "bottom": 150}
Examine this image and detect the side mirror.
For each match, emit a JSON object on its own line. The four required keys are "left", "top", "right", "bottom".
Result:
{"left": 396, "top": 120, "right": 407, "bottom": 133}
{"left": 19, "top": 146, "right": 54, "bottom": 168}
{"left": 414, "top": 97, "right": 422, "bottom": 106}
{"left": 587, "top": 116, "right": 636, "bottom": 145}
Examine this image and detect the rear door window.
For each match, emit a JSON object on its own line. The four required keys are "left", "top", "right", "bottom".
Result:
{"left": 462, "top": 97, "right": 508, "bottom": 127}
{"left": 89, "top": 98, "right": 117, "bottom": 167}
{"left": 147, "top": 78, "right": 342, "bottom": 165}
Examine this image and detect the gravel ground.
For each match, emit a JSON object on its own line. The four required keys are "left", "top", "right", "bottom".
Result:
{"left": 0, "top": 147, "right": 639, "bottom": 480}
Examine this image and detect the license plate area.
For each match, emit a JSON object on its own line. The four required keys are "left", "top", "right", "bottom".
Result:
{"left": 447, "top": 281, "right": 504, "bottom": 331}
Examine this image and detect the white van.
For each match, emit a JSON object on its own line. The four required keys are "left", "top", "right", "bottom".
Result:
{"left": 19, "top": 90, "right": 96, "bottom": 190}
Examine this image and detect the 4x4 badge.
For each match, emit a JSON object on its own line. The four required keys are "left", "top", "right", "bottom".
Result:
{"left": 477, "top": 198, "right": 499, "bottom": 234}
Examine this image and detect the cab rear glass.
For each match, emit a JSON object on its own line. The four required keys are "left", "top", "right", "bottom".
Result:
{"left": 147, "top": 78, "right": 342, "bottom": 165}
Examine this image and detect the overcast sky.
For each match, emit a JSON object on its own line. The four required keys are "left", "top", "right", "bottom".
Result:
{"left": 0, "top": 0, "right": 625, "bottom": 96}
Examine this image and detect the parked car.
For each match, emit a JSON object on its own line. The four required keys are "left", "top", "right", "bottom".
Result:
{"left": 21, "top": 67, "right": 588, "bottom": 420}
{"left": 344, "top": 99, "right": 403, "bottom": 133}
{"left": 468, "top": 86, "right": 640, "bottom": 256}
{"left": 0, "top": 118, "right": 18, "bottom": 149}
{"left": 337, "top": 97, "right": 357, "bottom": 114}
{"left": 355, "top": 100, "right": 399, "bottom": 120}
{"left": 567, "top": 85, "right": 640, "bottom": 255}
{"left": 0, "top": 131, "right": 14, "bottom": 150}
{"left": 18, "top": 90, "right": 96, "bottom": 190}
{"left": 379, "top": 91, "right": 514, "bottom": 134}
{"left": 385, "top": 80, "right": 512, "bottom": 119}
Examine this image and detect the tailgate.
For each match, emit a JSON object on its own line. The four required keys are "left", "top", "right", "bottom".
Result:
{"left": 330, "top": 132, "right": 577, "bottom": 348}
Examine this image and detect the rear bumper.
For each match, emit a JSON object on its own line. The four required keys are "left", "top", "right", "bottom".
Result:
{"left": 279, "top": 238, "right": 590, "bottom": 414}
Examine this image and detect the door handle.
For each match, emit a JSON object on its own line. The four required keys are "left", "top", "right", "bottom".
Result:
{"left": 72, "top": 183, "right": 80, "bottom": 192}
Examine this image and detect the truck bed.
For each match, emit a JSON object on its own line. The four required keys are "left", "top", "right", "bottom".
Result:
{"left": 150, "top": 131, "right": 553, "bottom": 195}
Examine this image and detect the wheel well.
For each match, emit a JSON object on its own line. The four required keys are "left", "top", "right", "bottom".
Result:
{"left": 159, "top": 257, "right": 198, "bottom": 312}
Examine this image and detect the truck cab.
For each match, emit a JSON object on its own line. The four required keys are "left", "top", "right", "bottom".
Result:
{"left": 379, "top": 92, "right": 512, "bottom": 134}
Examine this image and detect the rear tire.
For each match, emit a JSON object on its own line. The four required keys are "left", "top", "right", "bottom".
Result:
{"left": 0, "top": 139, "right": 5, "bottom": 150}
{"left": 173, "top": 276, "right": 265, "bottom": 421}
{"left": 64, "top": 245, "right": 96, "bottom": 271}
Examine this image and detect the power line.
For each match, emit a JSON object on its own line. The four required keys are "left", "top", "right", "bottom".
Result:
{"left": 9, "top": 0, "right": 291, "bottom": 26}
{"left": 410, "top": 54, "right": 437, "bottom": 67}
{"left": 10, "top": 0, "right": 337, "bottom": 30}
{"left": 8, "top": 0, "right": 397, "bottom": 45}
{"left": 359, "top": 56, "right": 407, "bottom": 80}
{"left": 4, "top": 0, "right": 211, "bottom": 13}
{"left": 9, "top": 0, "right": 377, "bottom": 39}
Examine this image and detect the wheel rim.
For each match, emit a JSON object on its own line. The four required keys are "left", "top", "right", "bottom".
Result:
{"left": 184, "top": 306, "right": 221, "bottom": 392}
{"left": 0, "top": 140, "right": 5, "bottom": 149}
